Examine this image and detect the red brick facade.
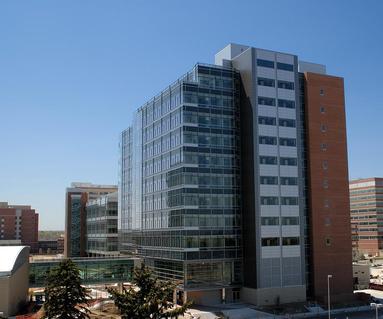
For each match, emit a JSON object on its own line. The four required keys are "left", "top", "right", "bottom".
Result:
{"left": 304, "top": 72, "right": 353, "bottom": 301}
{"left": 0, "top": 203, "right": 39, "bottom": 252}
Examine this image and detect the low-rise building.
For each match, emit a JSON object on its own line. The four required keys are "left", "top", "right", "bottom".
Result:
{"left": 86, "top": 192, "right": 119, "bottom": 257}
{"left": 0, "top": 246, "right": 30, "bottom": 317}
{"left": 353, "top": 262, "right": 370, "bottom": 290}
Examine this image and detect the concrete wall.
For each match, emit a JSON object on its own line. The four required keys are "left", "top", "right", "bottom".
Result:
{"left": 241, "top": 285, "right": 306, "bottom": 306}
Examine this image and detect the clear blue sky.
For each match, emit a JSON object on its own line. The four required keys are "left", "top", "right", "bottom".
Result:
{"left": 0, "top": 1, "right": 382, "bottom": 230}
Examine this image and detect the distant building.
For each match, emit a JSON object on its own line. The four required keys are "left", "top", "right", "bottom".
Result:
{"left": 57, "top": 236, "right": 64, "bottom": 254}
{"left": 350, "top": 178, "right": 383, "bottom": 256}
{"left": 0, "top": 202, "right": 39, "bottom": 253}
{"left": 86, "top": 192, "right": 119, "bottom": 257}
{"left": 0, "top": 246, "right": 30, "bottom": 317}
{"left": 64, "top": 182, "right": 117, "bottom": 257}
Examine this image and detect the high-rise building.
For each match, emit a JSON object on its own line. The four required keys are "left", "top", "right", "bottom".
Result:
{"left": 350, "top": 178, "right": 383, "bottom": 256}
{"left": 0, "top": 202, "right": 39, "bottom": 253}
{"left": 64, "top": 182, "right": 117, "bottom": 257}
{"left": 86, "top": 192, "right": 119, "bottom": 257}
{"left": 119, "top": 43, "right": 353, "bottom": 305}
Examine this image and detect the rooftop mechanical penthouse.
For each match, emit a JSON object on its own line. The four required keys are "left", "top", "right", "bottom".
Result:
{"left": 119, "top": 43, "right": 353, "bottom": 306}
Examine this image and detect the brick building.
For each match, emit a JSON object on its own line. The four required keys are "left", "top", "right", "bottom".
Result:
{"left": 0, "top": 202, "right": 39, "bottom": 253}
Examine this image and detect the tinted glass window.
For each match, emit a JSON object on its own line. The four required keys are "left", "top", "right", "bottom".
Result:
{"left": 257, "top": 59, "right": 275, "bottom": 68}
{"left": 277, "top": 62, "right": 294, "bottom": 71}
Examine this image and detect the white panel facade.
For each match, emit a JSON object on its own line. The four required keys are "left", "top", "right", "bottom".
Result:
{"left": 280, "top": 185, "right": 299, "bottom": 196}
{"left": 278, "top": 108, "right": 296, "bottom": 119}
{"left": 258, "top": 125, "right": 277, "bottom": 136}
{"left": 259, "top": 164, "right": 279, "bottom": 176}
{"left": 262, "top": 246, "right": 281, "bottom": 258}
{"left": 258, "top": 86, "right": 276, "bottom": 98}
{"left": 258, "top": 105, "right": 277, "bottom": 117}
{"left": 260, "top": 205, "right": 280, "bottom": 216}
{"left": 256, "top": 67, "right": 275, "bottom": 78}
{"left": 278, "top": 127, "right": 297, "bottom": 138}
{"left": 282, "top": 225, "right": 300, "bottom": 237}
{"left": 258, "top": 145, "right": 278, "bottom": 156}
{"left": 261, "top": 226, "right": 280, "bottom": 237}
{"left": 277, "top": 89, "right": 296, "bottom": 100}
{"left": 279, "top": 146, "right": 298, "bottom": 158}
{"left": 281, "top": 206, "right": 300, "bottom": 216}
{"left": 277, "top": 70, "right": 295, "bottom": 81}
{"left": 282, "top": 246, "right": 301, "bottom": 258}
{"left": 279, "top": 166, "right": 298, "bottom": 177}
{"left": 260, "top": 185, "right": 279, "bottom": 196}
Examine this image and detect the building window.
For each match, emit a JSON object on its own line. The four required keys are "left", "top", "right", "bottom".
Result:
{"left": 257, "top": 77, "right": 275, "bottom": 87}
{"left": 282, "top": 217, "right": 299, "bottom": 225}
{"left": 261, "top": 237, "right": 280, "bottom": 246}
{"left": 277, "top": 62, "right": 294, "bottom": 72}
{"left": 278, "top": 99, "right": 295, "bottom": 109}
{"left": 281, "top": 197, "right": 298, "bottom": 205}
{"left": 323, "top": 179, "right": 329, "bottom": 189}
{"left": 321, "top": 124, "right": 327, "bottom": 132}
{"left": 279, "top": 118, "right": 296, "bottom": 127}
{"left": 280, "top": 177, "right": 298, "bottom": 185}
{"left": 324, "top": 199, "right": 330, "bottom": 208}
{"left": 258, "top": 116, "right": 276, "bottom": 126}
{"left": 278, "top": 80, "right": 294, "bottom": 90}
{"left": 261, "top": 196, "right": 279, "bottom": 205}
{"left": 259, "top": 136, "right": 277, "bottom": 145}
{"left": 261, "top": 217, "right": 279, "bottom": 226}
{"left": 260, "top": 176, "right": 278, "bottom": 185}
{"left": 282, "top": 237, "right": 300, "bottom": 245}
{"left": 259, "top": 156, "right": 278, "bottom": 165}
{"left": 257, "top": 59, "right": 275, "bottom": 69}
{"left": 325, "top": 217, "right": 331, "bottom": 226}
{"left": 320, "top": 89, "right": 325, "bottom": 96}
{"left": 320, "top": 106, "right": 326, "bottom": 113}
{"left": 322, "top": 160, "right": 328, "bottom": 170}
{"left": 279, "top": 138, "right": 296, "bottom": 147}
{"left": 280, "top": 157, "right": 297, "bottom": 166}
{"left": 325, "top": 237, "right": 331, "bottom": 246}
{"left": 258, "top": 96, "right": 276, "bottom": 106}
{"left": 321, "top": 143, "right": 328, "bottom": 151}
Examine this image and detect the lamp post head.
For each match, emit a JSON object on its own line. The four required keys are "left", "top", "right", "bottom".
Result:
{"left": 328, "top": 274, "right": 333, "bottom": 279}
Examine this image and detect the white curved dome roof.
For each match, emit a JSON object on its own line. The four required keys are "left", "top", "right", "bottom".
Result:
{"left": 0, "top": 246, "right": 29, "bottom": 276}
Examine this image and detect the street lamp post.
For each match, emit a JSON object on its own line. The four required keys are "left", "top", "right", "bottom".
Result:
{"left": 327, "top": 274, "right": 332, "bottom": 319}
{"left": 370, "top": 302, "right": 383, "bottom": 319}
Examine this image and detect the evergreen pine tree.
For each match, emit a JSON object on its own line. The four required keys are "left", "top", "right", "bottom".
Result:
{"left": 107, "top": 263, "right": 191, "bottom": 319}
{"left": 43, "top": 259, "right": 90, "bottom": 319}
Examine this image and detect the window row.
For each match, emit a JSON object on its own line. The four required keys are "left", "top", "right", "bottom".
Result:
{"left": 258, "top": 116, "right": 296, "bottom": 127}
{"left": 184, "top": 92, "right": 234, "bottom": 108}
{"left": 260, "top": 196, "right": 299, "bottom": 205}
{"left": 183, "top": 132, "right": 236, "bottom": 147}
{"left": 258, "top": 97, "right": 296, "bottom": 109}
{"left": 259, "top": 136, "right": 296, "bottom": 147}
{"left": 257, "top": 77, "right": 295, "bottom": 90}
{"left": 261, "top": 237, "right": 300, "bottom": 246}
{"left": 183, "top": 111, "right": 236, "bottom": 128}
{"left": 257, "top": 59, "right": 294, "bottom": 72}
{"left": 199, "top": 75, "right": 233, "bottom": 90}
{"left": 261, "top": 216, "right": 300, "bottom": 226}
{"left": 260, "top": 176, "right": 298, "bottom": 185}
{"left": 259, "top": 156, "right": 297, "bottom": 166}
